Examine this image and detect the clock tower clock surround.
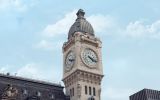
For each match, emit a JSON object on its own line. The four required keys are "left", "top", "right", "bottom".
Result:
{"left": 62, "top": 9, "right": 103, "bottom": 100}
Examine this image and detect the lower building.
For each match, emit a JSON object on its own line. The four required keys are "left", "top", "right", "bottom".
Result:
{"left": 130, "top": 88, "right": 160, "bottom": 100}
{"left": 0, "top": 73, "right": 69, "bottom": 100}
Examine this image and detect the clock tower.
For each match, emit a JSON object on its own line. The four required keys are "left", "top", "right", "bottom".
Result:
{"left": 62, "top": 9, "right": 103, "bottom": 100}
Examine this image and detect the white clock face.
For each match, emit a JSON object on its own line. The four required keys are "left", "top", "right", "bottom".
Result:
{"left": 65, "top": 51, "right": 75, "bottom": 71}
{"left": 81, "top": 48, "right": 98, "bottom": 67}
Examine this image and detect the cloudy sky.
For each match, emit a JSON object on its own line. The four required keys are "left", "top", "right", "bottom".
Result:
{"left": 0, "top": 0, "right": 160, "bottom": 100}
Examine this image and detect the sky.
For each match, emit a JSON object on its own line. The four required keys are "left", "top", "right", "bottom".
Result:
{"left": 0, "top": 0, "right": 160, "bottom": 100}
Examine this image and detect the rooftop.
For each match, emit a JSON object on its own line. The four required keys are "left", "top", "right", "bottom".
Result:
{"left": 0, "top": 73, "right": 62, "bottom": 87}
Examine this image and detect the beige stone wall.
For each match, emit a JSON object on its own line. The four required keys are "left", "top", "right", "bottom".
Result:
{"left": 63, "top": 70, "right": 103, "bottom": 100}
{"left": 62, "top": 32, "right": 103, "bottom": 100}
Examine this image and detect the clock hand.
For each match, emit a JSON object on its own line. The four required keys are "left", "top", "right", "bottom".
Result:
{"left": 88, "top": 56, "right": 97, "bottom": 62}
{"left": 88, "top": 55, "right": 93, "bottom": 61}
{"left": 69, "top": 58, "right": 75, "bottom": 62}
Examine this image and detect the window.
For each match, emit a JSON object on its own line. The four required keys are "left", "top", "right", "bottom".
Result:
{"left": 89, "top": 96, "right": 95, "bottom": 100}
{"left": 27, "top": 96, "right": 40, "bottom": 100}
{"left": 93, "top": 87, "right": 96, "bottom": 96}
{"left": 89, "top": 87, "right": 91, "bottom": 95}
{"left": 85, "top": 86, "right": 88, "bottom": 95}
{"left": 23, "top": 89, "right": 28, "bottom": 95}
{"left": 72, "top": 88, "right": 74, "bottom": 96}
{"left": 36, "top": 91, "right": 41, "bottom": 97}
{"left": 91, "top": 97, "right": 95, "bottom": 100}
{"left": 70, "top": 88, "right": 74, "bottom": 97}
{"left": 70, "top": 89, "right": 72, "bottom": 97}
{"left": 51, "top": 94, "right": 55, "bottom": 100}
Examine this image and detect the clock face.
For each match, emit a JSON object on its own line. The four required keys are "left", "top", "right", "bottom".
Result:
{"left": 81, "top": 48, "right": 98, "bottom": 67}
{"left": 65, "top": 51, "right": 75, "bottom": 71}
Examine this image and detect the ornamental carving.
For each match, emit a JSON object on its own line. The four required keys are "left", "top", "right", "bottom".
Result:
{"left": 1, "top": 84, "right": 18, "bottom": 100}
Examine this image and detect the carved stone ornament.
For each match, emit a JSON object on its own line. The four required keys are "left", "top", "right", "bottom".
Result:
{"left": 1, "top": 84, "right": 18, "bottom": 100}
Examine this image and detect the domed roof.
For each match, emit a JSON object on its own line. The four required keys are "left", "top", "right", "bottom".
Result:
{"left": 68, "top": 9, "right": 94, "bottom": 39}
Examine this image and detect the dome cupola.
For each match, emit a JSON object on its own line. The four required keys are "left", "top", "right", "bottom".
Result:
{"left": 68, "top": 9, "right": 94, "bottom": 39}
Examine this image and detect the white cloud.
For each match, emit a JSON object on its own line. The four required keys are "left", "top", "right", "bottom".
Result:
{"left": 35, "top": 40, "right": 54, "bottom": 50}
{"left": 0, "top": 64, "right": 13, "bottom": 74}
{"left": 35, "top": 40, "right": 63, "bottom": 51}
{"left": 42, "top": 10, "right": 116, "bottom": 37}
{"left": 0, "top": 0, "right": 26, "bottom": 11}
{"left": 17, "top": 63, "right": 40, "bottom": 79}
{"left": 0, "top": 67, "right": 8, "bottom": 73}
{"left": 44, "top": 9, "right": 160, "bottom": 39}
{"left": 0, "top": 0, "right": 11, "bottom": 9}
{"left": 43, "top": 10, "right": 77, "bottom": 37}
{"left": 125, "top": 20, "right": 160, "bottom": 39}
{"left": 0, "top": 63, "right": 62, "bottom": 83}
{"left": 0, "top": 0, "right": 38, "bottom": 12}
{"left": 88, "top": 15, "right": 116, "bottom": 33}
{"left": 16, "top": 63, "right": 62, "bottom": 83}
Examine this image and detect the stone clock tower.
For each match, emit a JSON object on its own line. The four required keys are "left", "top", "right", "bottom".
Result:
{"left": 62, "top": 9, "right": 103, "bottom": 100}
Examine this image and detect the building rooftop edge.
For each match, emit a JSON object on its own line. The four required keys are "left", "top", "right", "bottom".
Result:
{"left": 130, "top": 88, "right": 160, "bottom": 97}
{"left": 0, "top": 73, "right": 62, "bottom": 87}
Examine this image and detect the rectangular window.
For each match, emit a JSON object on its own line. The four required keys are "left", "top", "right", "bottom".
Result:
{"left": 89, "top": 87, "right": 91, "bottom": 95}
{"left": 93, "top": 87, "right": 96, "bottom": 96}
{"left": 85, "top": 86, "right": 87, "bottom": 95}
{"left": 73, "top": 88, "right": 74, "bottom": 96}
{"left": 70, "top": 89, "right": 72, "bottom": 97}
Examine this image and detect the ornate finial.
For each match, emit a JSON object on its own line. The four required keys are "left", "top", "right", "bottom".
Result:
{"left": 76, "top": 9, "right": 85, "bottom": 18}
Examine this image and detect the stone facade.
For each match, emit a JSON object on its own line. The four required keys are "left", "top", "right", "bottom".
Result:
{"left": 0, "top": 74, "right": 69, "bottom": 100}
{"left": 62, "top": 9, "right": 103, "bottom": 100}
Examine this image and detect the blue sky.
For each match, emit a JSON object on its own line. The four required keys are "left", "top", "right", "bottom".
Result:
{"left": 0, "top": 0, "right": 160, "bottom": 100}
